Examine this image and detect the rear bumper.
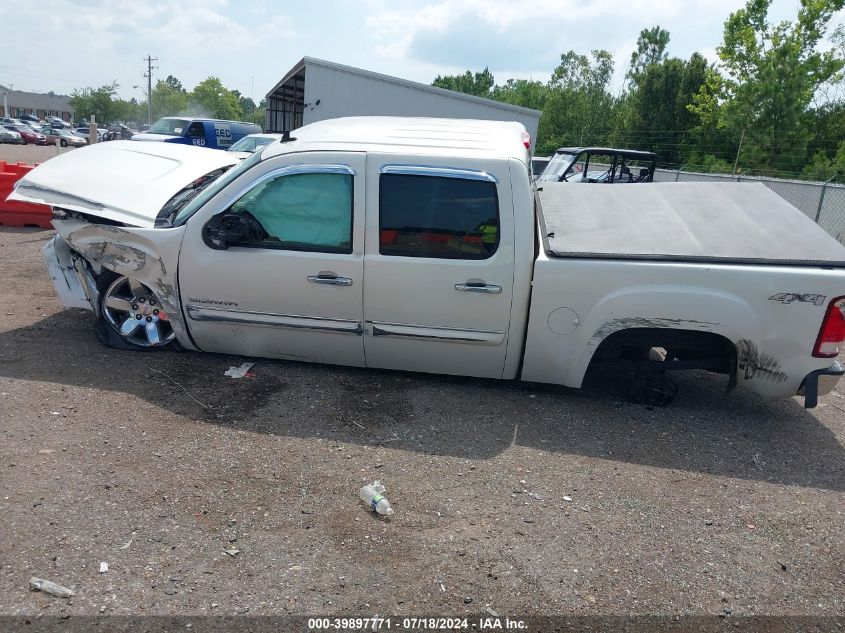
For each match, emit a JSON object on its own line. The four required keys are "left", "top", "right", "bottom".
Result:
{"left": 799, "top": 360, "right": 844, "bottom": 408}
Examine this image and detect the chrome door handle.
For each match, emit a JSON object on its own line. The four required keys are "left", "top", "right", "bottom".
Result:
{"left": 308, "top": 274, "right": 353, "bottom": 287}
{"left": 454, "top": 282, "right": 502, "bottom": 294}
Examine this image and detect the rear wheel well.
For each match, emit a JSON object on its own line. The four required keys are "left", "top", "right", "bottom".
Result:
{"left": 589, "top": 328, "right": 736, "bottom": 375}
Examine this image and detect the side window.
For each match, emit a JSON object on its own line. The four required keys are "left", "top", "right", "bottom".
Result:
{"left": 225, "top": 172, "right": 353, "bottom": 253}
{"left": 186, "top": 122, "right": 205, "bottom": 138}
{"left": 379, "top": 174, "right": 499, "bottom": 259}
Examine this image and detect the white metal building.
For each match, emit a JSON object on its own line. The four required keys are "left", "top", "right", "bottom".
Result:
{"left": 265, "top": 57, "right": 541, "bottom": 148}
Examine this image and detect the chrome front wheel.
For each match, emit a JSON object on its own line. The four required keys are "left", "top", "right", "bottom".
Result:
{"left": 101, "top": 276, "right": 176, "bottom": 348}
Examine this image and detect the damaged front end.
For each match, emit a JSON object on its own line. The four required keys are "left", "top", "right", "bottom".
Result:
{"left": 10, "top": 140, "right": 242, "bottom": 351}
{"left": 45, "top": 210, "right": 193, "bottom": 350}
{"left": 43, "top": 232, "right": 100, "bottom": 313}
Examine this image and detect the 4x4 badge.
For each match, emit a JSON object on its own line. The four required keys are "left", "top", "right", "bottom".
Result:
{"left": 768, "top": 293, "right": 826, "bottom": 306}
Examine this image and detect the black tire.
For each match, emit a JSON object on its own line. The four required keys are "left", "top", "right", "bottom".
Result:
{"left": 60, "top": 139, "right": 67, "bottom": 147}
{"left": 94, "top": 272, "right": 181, "bottom": 352}
{"left": 21, "top": 138, "right": 27, "bottom": 145}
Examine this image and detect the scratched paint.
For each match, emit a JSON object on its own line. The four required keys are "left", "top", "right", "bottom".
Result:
{"left": 735, "top": 339, "right": 788, "bottom": 383}
{"left": 590, "top": 316, "right": 719, "bottom": 346}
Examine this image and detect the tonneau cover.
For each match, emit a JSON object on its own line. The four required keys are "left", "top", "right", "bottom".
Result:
{"left": 538, "top": 182, "right": 845, "bottom": 267}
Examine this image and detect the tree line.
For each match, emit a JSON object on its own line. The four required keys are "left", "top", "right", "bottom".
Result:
{"left": 433, "top": 0, "right": 845, "bottom": 180}
{"left": 68, "top": 75, "right": 265, "bottom": 129}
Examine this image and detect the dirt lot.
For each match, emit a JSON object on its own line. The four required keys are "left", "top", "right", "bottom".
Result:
{"left": 0, "top": 143, "right": 76, "bottom": 166}
{"left": 0, "top": 148, "right": 843, "bottom": 623}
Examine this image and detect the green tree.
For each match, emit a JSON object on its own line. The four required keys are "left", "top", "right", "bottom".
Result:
{"left": 164, "top": 75, "right": 184, "bottom": 92}
{"left": 252, "top": 98, "right": 267, "bottom": 129}
{"left": 69, "top": 81, "right": 125, "bottom": 123}
{"left": 189, "top": 77, "right": 243, "bottom": 120}
{"left": 432, "top": 68, "right": 495, "bottom": 97}
{"left": 697, "top": 0, "right": 845, "bottom": 175}
{"left": 232, "top": 90, "right": 258, "bottom": 123}
{"left": 622, "top": 53, "right": 710, "bottom": 164}
{"left": 538, "top": 50, "right": 619, "bottom": 153}
{"left": 151, "top": 76, "right": 189, "bottom": 119}
{"left": 491, "top": 79, "right": 549, "bottom": 111}
{"left": 627, "top": 26, "right": 671, "bottom": 85}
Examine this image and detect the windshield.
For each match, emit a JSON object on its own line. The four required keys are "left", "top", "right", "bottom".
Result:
{"left": 173, "top": 150, "right": 263, "bottom": 226}
{"left": 537, "top": 153, "right": 577, "bottom": 182}
{"left": 228, "top": 136, "right": 275, "bottom": 153}
{"left": 147, "top": 118, "right": 190, "bottom": 136}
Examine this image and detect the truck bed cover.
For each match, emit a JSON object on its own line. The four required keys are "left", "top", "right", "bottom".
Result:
{"left": 537, "top": 182, "right": 845, "bottom": 267}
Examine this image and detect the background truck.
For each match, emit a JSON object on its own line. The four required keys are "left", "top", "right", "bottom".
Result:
{"left": 10, "top": 117, "right": 845, "bottom": 407}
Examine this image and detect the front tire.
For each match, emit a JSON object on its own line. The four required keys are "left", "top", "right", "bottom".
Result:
{"left": 60, "top": 139, "right": 67, "bottom": 147}
{"left": 95, "top": 274, "right": 177, "bottom": 351}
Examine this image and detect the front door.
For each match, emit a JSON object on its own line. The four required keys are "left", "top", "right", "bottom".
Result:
{"left": 178, "top": 152, "right": 367, "bottom": 366}
{"left": 362, "top": 161, "right": 515, "bottom": 378}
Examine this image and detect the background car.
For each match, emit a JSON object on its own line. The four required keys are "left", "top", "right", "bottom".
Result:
{"left": 75, "top": 126, "right": 108, "bottom": 141}
{"left": 43, "top": 128, "right": 87, "bottom": 147}
{"left": 226, "top": 132, "right": 282, "bottom": 157}
{"left": 0, "top": 127, "right": 24, "bottom": 144}
{"left": 4, "top": 124, "right": 46, "bottom": 145}
{"left": 19, "top": 114, "right": 40, "bottom": 125}
{"left": 46, "top": 116, "right": 68, "bottom": 129}
{"left": 0, "top": 117, "right": 25, "bottom": 127}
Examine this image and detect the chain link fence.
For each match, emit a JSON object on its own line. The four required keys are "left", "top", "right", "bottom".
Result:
{"left": 653, "top": 167, "right": 845, "bottom": 244}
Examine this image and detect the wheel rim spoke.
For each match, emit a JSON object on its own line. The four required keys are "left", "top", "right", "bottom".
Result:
{"left": 120, "top": 317, "right": 143, "bottom": 336}
{"left": 145, "top": 321, "right": 161, "bottom": 345}
{"left": 127, "top": 278, "right": 146, "bottom": 300}
{"left": 105, "top": 296, "right": 133, "bottom": 312}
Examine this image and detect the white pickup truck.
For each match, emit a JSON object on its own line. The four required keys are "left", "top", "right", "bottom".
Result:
{"left": 10, "top": 117, "right": 845, "bottom": 407}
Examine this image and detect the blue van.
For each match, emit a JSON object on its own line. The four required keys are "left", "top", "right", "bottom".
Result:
{"left": 131, "top": 117, "right": 262, "bottom": 150}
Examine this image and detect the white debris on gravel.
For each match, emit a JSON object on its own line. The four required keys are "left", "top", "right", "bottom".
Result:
{"left": 29, "top": 577, "right": 74, "bottom": 598}
{"left": 224, "top": 363, "right": 255, "bottom": 379}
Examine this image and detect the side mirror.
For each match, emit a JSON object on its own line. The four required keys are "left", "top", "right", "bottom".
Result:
{"left": 203, "top": 213, "right": 267, "bottom": 250}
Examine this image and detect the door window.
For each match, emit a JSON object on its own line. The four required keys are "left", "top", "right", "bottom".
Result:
{"left": 224, "top": 171, "right": 353, "bottom": 253}
{"left": 379, "top": 174, "right": 499, "bottom": 259}
{"left": 186, "top": 121, "right": 205, "bottom": 138}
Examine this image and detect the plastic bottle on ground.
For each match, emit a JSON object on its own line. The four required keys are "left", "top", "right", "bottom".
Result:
{"left": 360, "top": 481, "right": 394, "bottom": 516}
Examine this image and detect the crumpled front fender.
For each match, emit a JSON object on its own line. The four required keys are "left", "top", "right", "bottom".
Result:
{"left": 52, "top": 218, "right": 195, "bottom": 350}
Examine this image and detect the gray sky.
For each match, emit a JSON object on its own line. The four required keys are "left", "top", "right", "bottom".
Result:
{"left": 3, "top": 0, "right": 841, "bottom": 101}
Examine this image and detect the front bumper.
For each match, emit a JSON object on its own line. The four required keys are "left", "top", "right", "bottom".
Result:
{"left": 799, "top": 360, "right": 844, "bottom": 408}
{"left": 43, "top": 236, "right": 99, "bottom": 312}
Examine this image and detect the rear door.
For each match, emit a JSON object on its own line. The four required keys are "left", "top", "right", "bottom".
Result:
{"left": 362, "top": 160, "right": 515, "bottom": 378}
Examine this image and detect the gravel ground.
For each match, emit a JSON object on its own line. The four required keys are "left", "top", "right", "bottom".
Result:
{"left": 0, "top": 162, "right": 843, "bottom": 621}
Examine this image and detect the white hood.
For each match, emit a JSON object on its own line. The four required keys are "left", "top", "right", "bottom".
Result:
{"left": 8, "top": 140, "right": 239, "bottom": 227}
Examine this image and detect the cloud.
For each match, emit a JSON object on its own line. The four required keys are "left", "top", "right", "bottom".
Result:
{"left": 364, "top": 0, "right": 762, "bottom": 84}
{"left": 6, "top": 0, "right": 294, "bottom": 98}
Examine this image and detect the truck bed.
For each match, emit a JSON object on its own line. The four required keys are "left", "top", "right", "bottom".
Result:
{"left": 537, "top": 182, "right": 845, "bottom": 267}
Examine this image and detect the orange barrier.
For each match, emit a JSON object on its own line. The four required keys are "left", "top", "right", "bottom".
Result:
{"left": 0, "top": 161, "right": 52, "bottom": 229}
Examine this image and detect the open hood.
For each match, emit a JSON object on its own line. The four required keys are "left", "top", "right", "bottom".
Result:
{"left": 8, "top": 141, "right": 239, "bottom": 227}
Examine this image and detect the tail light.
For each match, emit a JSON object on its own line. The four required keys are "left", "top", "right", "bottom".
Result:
{"left": 521, "top": 132, "right": 531, "bottom": 150}
{"left": 813, "top": 296, "right": 845, "bottom": 358}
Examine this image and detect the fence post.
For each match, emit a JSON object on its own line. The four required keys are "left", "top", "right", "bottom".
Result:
{"left": 675, "top": 164, "right": 683, "bottom": 182}
{"left": 731, "top": 128, "right": 745, "bottom": 178}
{"left": 814, "top": 176, "right": 835, "bottom": 224}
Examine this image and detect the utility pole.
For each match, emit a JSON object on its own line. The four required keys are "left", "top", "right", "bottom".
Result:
{"left": 143, "top": 54, "right": 158, "bottom": 126}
